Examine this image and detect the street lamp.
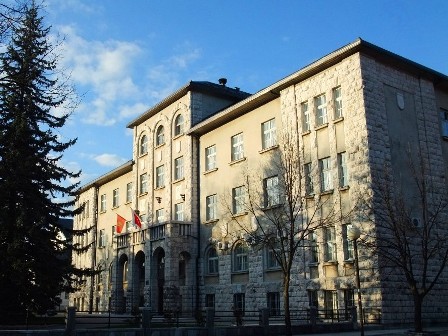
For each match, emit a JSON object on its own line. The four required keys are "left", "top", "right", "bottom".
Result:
{"left": 347, "top": 226, "right": 364, "bottom": 336}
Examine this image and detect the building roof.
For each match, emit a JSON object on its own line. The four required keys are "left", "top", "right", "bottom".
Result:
{"left": 188, "top": 38, "right": 448, "bottom": 136}
{"left": 126, "top": 81, "right": 251, "bottom": 128}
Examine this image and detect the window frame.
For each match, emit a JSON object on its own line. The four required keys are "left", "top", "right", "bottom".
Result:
{"left": 231, "top": 133, "right": 244, "bottom": 161}
{"left": 319, "top": 157, "right": 332, "bottom": 192}
{"left": 267, "top": 292, "right": 281, "bottom": 316}
{"left": 206, "top": 194, "right": 217, "bottom": 221}
{"left": 174, "top": 114, "right": 184, "bottom": 136}
{"left": 338, "top": 152, "right": 348, "bottom": 187}
{"left": 139, "top": 173, "right": 148, "bottom": 194}
{"left": 309, "top": 231, "right": 319, "bottom": 263}
{"left": 205, "top": 145, "right": 217, "bottom": 171}
{"left": 207, "top": 247, "right": 219, "bottom": 275}
{"left": 156, "top": 125, "right": 165, "bottom": 146}
{"left": 266, "top": 244, "right": 281, "bottom": 270}
{"left": 155, "top": 165, "right": 165, "bottom": 188}
{"left": 333, "top": 86, "right": 343, "bottom": 119}
{"left": 155, "top": 209, "right": 165, "bottom": 223}
{"left": 233, "top": 242, "right": 249, "bottom": 272}
{"left": 304, "top": 162, "right": 314, "bottom": 195}
{"left": 126, "top": 182, "right": 132, "bottom": 203}
{"left": 174, "top": 202, "right": 184, "bottom": 221}
{"left": 112, "top": 188, "right": 119, "bottom": 208}
{"left": 99, "top": 229, "right": 106, "bottom": 248}
{"left": 100, "top": 194, "right": 106, "bottom": 212}
{"left": 174, "top": 156, "right": 184, "bottom": 181}
{"left": 140, "top": 134, "right": 148, "bottom": 155}
{"left": 261, "top": 118, "right": 277, "bottom": 149}
{"left": 302, "top": 101, "right": 310, "bottom": 132}
{"left": 315, "top": 94, "right": 327, "bottom": 126}
{"left": 232, "top": 186, "right": 245, "bottom": 215}
{"left": 263, "top": 175, "right": 280, "bottom": 208}
{"left": 342, "top": 224, "right": 354, "bottom": 261}
{"left": 323, "top": 226, "right": 337, "bottom": 262}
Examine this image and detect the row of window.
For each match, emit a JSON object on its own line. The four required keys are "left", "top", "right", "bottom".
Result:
{"left": 139, "top": 114, "right": 185, "bottom": 156}
{"left": 99, "top": 182, "right": 134, "bottom": 212}
{"left": 304, "top": 152, "right": 348, "bottom": 194}
{"left": 302, "top": 86, "right": 342, "bottom": 132}
{"left": 138, "top": 156, "right": 185, "bottom": 195}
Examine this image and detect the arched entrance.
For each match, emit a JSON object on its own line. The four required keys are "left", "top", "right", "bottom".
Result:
{"left": 154, "top": 248, "right": 165, "bottom": 313}
{"left": 134, "top": 251, "right": 145, "bottom": 308}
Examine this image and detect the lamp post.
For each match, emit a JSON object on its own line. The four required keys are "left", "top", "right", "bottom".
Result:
{"left": 347, "top": 226, "right": 364, "bottom": 336}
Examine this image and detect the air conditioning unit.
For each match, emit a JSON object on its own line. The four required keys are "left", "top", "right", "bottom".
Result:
{"left": 217, "top": 242, "right": 228, "bottom": 250}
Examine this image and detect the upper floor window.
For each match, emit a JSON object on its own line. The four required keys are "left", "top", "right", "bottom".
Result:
{"left": 319, "top": 157, "right": 332, "bottom": 192}
{"left": 155, "top": 209, "right": 165, "bottom": 223}
{"left": 206, "top": 194, "right": 217, "bottom": 221}
{"left": 440, "top": 108, "right": 448, "bottom": 138}
{"left": 100, "top": 194, "right": 106, "bottom": 212}
{"left": 156, "top": 165, "right": 165, "bottom": 188}
{"left": 174, "top": 114, "right": 184, "bottom": 136}
{"left": 342, "top": 224, "right": 354, "bottom": 260}
{"left": 174, "top": 203, "right": 184, "bottom": 221}
{"left": 174, "top": 156, "right": 184, "bottom": 181}
{"left": 112, "top": 188, "right": 119, "bottom": 208}
{"left": 140, "top": 134, "right": 148, "bottom": 155}
{"left": 156, "top": 125, "right": 165, "bottom": 146}
{"left": 301, "top": 102, "right": 310, "bottom": 132}
{"left": 231, "top": 133, "right": 244, "bottom": 161}
{"left": 264, "top": 175, "right": 280, "bottom": 207}
{"left": 126, "top": 182, "right": 132, "bottom": 203}
{"left": 324, "top": 226, "right": 336, "bottom": 262}
{"left": 266, "top": 243, "right": 281, "bottom": 269}
{"left": 99, "top": 229, "right": 106, "bottom": 248}
{"left": 139, "top": 173, "right": 148, "bottom": 194}
{"left": 315, "top": 94, "right": 327, "bottom": 126}
{"left": 233, "top": 242, "right": 249, "bottom": 272}
{"left": 205, "top": 145, "right": 217, "bottom": 171}
{"left": 333, "top": 87, "right": 343, "bottom": 119}
{"left": 338, "top": 152, "right": 348, "bottom": 187}
{"left": 232, "top": 186, "right": 245, "bottom": 215}
{"left": 309, "top": 231, "right": 319, "bottom": 263}
{"left": 207, "top": 247, "right": 219, "bottom": 275}
{"left": 261, "top": 118, "right": 277, "bottom": 149}
{"left": 304, "top": 162, "right": 314, "bottom": 195}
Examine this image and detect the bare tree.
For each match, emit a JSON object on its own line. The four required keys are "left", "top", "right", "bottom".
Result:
{"left": 221, "top": 131, "right": 346, "bottom": 335}
{"left": 359, "top": 154, "right": 448, "bottom": 332}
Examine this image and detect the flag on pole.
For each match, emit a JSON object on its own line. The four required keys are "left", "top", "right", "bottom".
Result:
{"left": 131, "top": 208, "right": 142, "bottom": 228}
{"left": 116, "top": 214, "right": 126, "bottom": 234}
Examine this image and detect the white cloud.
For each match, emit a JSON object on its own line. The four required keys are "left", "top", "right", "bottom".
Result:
{"left": 119, "top": 102, "right": 149, "bottom": 119}
{"left": 93, "top": 153, "right": 127, "bottom": 167}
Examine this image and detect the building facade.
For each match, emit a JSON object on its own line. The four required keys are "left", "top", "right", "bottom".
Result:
{"left": 71, "top": 39, "right": 448, "bottom": 325}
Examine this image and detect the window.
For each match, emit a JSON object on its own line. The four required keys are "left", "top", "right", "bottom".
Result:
{"left": 233, "top": 242, "right": 248, "bottom": 272}
{"left": 99, "top": 229, "right": 106, "bottom": 248}
{"left": 304, "top": 162, "right": 314, "bottom": 195}
{"left": 126, "top": 182, "right": 132, "bottom": 203}
{"left": 174, "top": 156, "right": 184, "bottom": 180}
{"left": 324, "top": 290, "right": 338, "bottom": 319}
{"left": 231, "top": 133, "right": 244, "bottom": 161}
{"left": 174, "top": 203, "right": 184, "bottom": 221}
{"left": 342, "top": 224, "right": 354, "bottom": 260}
{"left": 155, "top": 209, "right": 165, "bottom": 223}
{"left": 156, "top": 125, "right": 165, "bottom": 146}
{"left": 86, "top": 200, "right": 89, "bottom": 217}
{"left": 309, "top": 231, "right": 319, "bottom": 263}
{"left": 207, "top": 248, "right": 219, "bottom": 274}
{"left": 338, "top": 152, "right": 348, "bottom": 187}
{"left": 264, "top": 175, "right": 280, "bottom": 207}
{"left": 261, "top": 118, "right": 277, "bottom": 149}
{"left": 206, "top": 194, "right": 217, "bottom": 221}
{"left": 100, "top": 194, "right": 106, "bottom": 212}
{"left": 112, "top": 188, "right": 119, "bottom": 208}
{"left": 174, "top": 114, "right": 184, "bottom": 136}
{"left": 315, "top": 94, "right": 327, "bottom": 126}
{"left": 266, "top": 244, "right": 281, "bottom": 269}
{"left": 333, "top": 87, "right": 343, "bottom": 118}
{"left": 324, "top": 226, "right": 336, "bottom": 262}
{"left": 319, "top": 157, "right": 332, "bottom": 192}
{"left": 205, "top": 294, "right": 215, "bottom": 308}
{"left": 139, "top": 173, "right": 148, "bottom": 194}
{"left": 441, "top": 108, "right": 448, "bottom": 137}
{"left": 233, "top": 293, "right": 245, "bottom": 313}
{"left": 302, "top": 102, "right": 310, "bottom": 132}
{"left": 267, "top": 292, "right": 280, "bottom": 316}
{"left": 205, "top": 145, "right": 216, "bottom": 171}
{"left": 156, "top": 165, "right": 165, "bottom": 188}
{"left": 140, "top": 134, "right": 148, "bottom": 155}
{"left": 232, "top": 186, "right": 245, "bottom": 215}
{"left": 344, "top": 289, "right": 355, "bottom": 311}
{"left": 308, "top": 290, "right": 318, "bottom": 308}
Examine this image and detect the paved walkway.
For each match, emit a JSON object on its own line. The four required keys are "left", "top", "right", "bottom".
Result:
{"left": 300, "top": 326, "right": 448, "bottom": 336}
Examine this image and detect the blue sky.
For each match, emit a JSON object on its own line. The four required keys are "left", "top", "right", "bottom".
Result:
{"left": 39, "top": 0, "right": 448, "bottom": 187}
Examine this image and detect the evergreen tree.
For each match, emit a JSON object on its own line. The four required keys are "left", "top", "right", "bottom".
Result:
{"left": 0, "top": 1, "right": 89, "bottom": 322}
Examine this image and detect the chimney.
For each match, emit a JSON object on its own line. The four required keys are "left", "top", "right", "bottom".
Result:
{"left": 218, "top": 78, "right": 227, "bottom": 86}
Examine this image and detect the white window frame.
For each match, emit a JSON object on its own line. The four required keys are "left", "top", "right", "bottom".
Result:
{"left": 99, "top": 229, "right": 106, "bottom": 248}
{"left": 174, "top": 114, "right": 184, "bottom": 136}
{"left": 174, "top": 203, "right": 184, "bottom": 221}
{"left": 302, "top": 101, "right": 310, "bottom": 132}
{"left": 112, "top": 188, "right": 119, "bottom": 208}
{"left": 233, "top": 243, "right": 248, "bottom": 272}
{"left": 206, "top": 194, "right": 217, "bottom": 221}
{"left": 304, "top": 162, "right": 313, "bottom": 195}
{"left": 156, "top": 125, "right": 165, "bottom": 146}
{"left": 205, "top": 145, "right": 217, "bottom": 171}
{"left": 231, "top": 133, "right": 244, "bottom": 161}
{"left": 140, "top": 134, "right": 148, "bottom": 155}
{"left": 207, "top": 248, "right": 219, "bottom": 274}
{"left": 309, "top": 231, "right": 319, "bottom": 263}
{"left": 126, "top": 182, "right": 132, "bottom": 203}
{"left": 333, "top": 86, "right": 342, "bottom": 119}
{"left": 156, "top": 165, "right": 165, "bottom": 188}
{"left": 261, "top": 118, "right": 277, "bottom": 149}
{"left": 140, "top": 173, "right": 148, "bottom": 194}
{"left": 264, "top": 175, "right": 280, "bottom": 207}
{"left": 324, "top": 226, "right": 336, "bottom": 262}
{"left": 315, "top": 94, "right": 327, "bottom": 126}
{"left": 100, "top": 194, "right": 106, "bottom": 212}
{"left": 319, "top": 157, "right": 332, "bottom": 192}
{"left": 338, "top": 152, "right": 348, "bottom": 187}
{"left": 155, "top": 209, "right": 165, "bottom": 223}
{"left": 232, "top": 186, "right": 245, "bottom": 215}
{"left": 174, "top": 156, "right": 184, "bottom": 180}
{"left": 342, "top": 224, "right": 354, "bottom": 260}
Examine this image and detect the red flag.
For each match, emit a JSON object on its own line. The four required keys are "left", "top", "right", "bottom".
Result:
{"left": 131, "top": 208, "right": 142, "bottom": 228}
{"left": 116, "top": 214, "right": 126, "bottom": 234}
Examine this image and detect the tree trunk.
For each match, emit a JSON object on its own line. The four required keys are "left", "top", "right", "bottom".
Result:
{"left": 283, "top": 278, "right": 292, "bottom": 336}
{"left": 413, "top": 294, "right": 423, "bottom": 332}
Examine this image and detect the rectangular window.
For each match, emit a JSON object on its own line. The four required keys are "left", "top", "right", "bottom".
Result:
{"left": 232, "top": 186, "right": 245, "bottom": 215}
{"left": 156, "top": 165, "right": 165, "bottom": 188}
{"left": 175, "top": 203, "right": 184, "bottom": 221}
{"left": 309, "top": 231, "right": 319, "bottom": 263}
{"left": 315, "top": 94, "right": 327, "bottom": 126}
{"left": 266, "top": 245, "right": 281, "bottom": 269}
{"left": 342, "top": 224, "right": 354, "bottom": 260}
{"left": 233, "top": 293, "right": 245, "bottom": 313}
{"left": 126, "top": 182, "right": 132, "bottom": 203}
{"left": 205, "top": 145, "right": 217, "bottom": 171}
{"left": 324, "top": 226, "right": 336, "bottom": 262}
{"left": 207, "top": 248, "right": 219, "bottom": 274}
{"left": 99, "top": 229, "right": 106, "bottom": 248}
{"left": 231, "top": 133, "right": 244, "bottom": 161}
{"left": 441, "top": 108, "right": 448, "bottom": 137}
{"left": 302, "top": 102, "right": 310, "bottom": 132}
{"left": 267, "top": 292, "right": 280, "bottom": 316}
{"left": 319, "top": 157, "right": 332, "bottom": 192}
{"left": 261, "top": 118, "right": 277, "bottom": 149}
{"left": 139, "top": 173, "right": 148, "bottom": 194}
{"left": 86, "top": 200, "right": 89, "bottom": 217}
{"left": 333, "top": 86, "right": 343, "bottom": 118}
{"left": 100, "top": 194, "right": 106, "bottom": 212}
{"left": 304, "top": 162, "right": 313, "bottom": 195}
{"left": 264, "top": 175, "right": 280, "bottom": 207}
{"left": 324, "top": 290, "right": 338, "bottom": 319}
{"left": 206, "top": 194, "right": 217, "bottom": 221}
{"left": 112, "top": 188, "right": 119, "bottom": 208}
{"left": 205, "top": 294, "right": 215, "bottom": 308}
{"left": 308, "top": 289, "right": 318, "bottom": 308}
{"left": 155, "top": 209, "right": 165, "bottom": 223}
{"left": 174, "top": 156, "right": 184, "bottom": 180}
{"left": 338, "top": 152, "right": 348, "bottom": 187}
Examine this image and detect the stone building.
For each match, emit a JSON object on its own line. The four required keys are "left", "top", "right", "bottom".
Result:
{"left": 71, "top": 38, "right": 448, "bottom": 325}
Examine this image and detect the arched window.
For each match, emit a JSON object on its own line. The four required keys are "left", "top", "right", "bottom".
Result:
{"left": 174, "top": 114, "right": 184, "bottom": 136}
{"left": 233, "top": 242, "right": 248, "bottom": 272}
{"left": 156, "top": 125, "right": 165, "bottom": 146}
{"left": 207, "top": 247, "right": 219, "bottom": 275}
{"left": 140, "top": 134, "right": 148, "bottom": 155}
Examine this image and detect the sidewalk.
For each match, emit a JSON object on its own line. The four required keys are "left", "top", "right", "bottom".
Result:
{"left": 299, "top": 326, "right": 448, "bottom": 336}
